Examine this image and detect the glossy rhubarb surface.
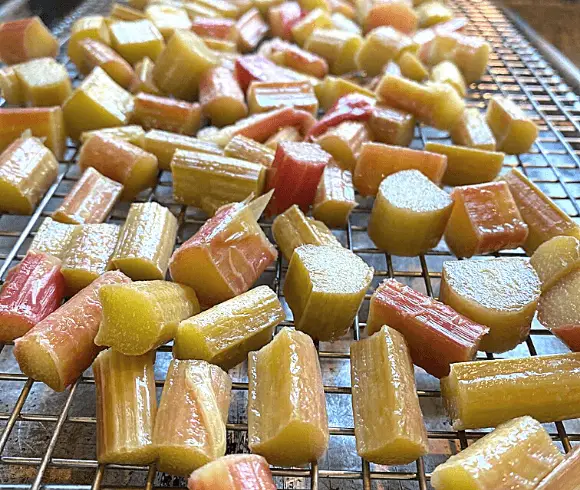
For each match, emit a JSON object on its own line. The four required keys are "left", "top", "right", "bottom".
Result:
{"left": 174, "top": 285, "right": 284, "bottom": 369}
{"left": 248, "top": 80, "right": 319, "bottom": 115}
{"left": 130, "top": 56, "right": 160, "bottom": 95}
{"left": 304, "top": 28, "right": 362, "bottom": 75}
{"left": 224, "top": 135, "right": 275, "bottom": 167}
{"left": 78, "top": 39, "right": 136, "bottom": 89}
{"left": 145, "top": 4, "right": 192, "bottom": 39}
{"left": 131, "top": 93, "right": 202, "bottom": 135}
{"left": 450, "top": 107, "right": 496, "bottom": 150}
{"left": 316, "top": 121, "right": 370, "bottom": 171}
{"left": 153, "top": 359, "right": 231, "bottom": 476}
{"left": 80, "top": 125, "right": 146, "bottom": 147}
{"left": 440, "top": 258, "right": 541, "bottom": 353}
{"left": 234, "top": 8, "right": 269, "bottom": 52}
{"left": 486, "top": 95, "right": 538, "bottom": 154}
{"left": 264, "top": 38, "right": 329, "bottom": 79}
{"left": 367, "top": 279, "right": 489, "bottom": 378}
{"left": 536, "top": 447, "right": 580, "bottom": 490}
{"left": 29, "top": 218, "right": 76, "bottom": 259}
{"left": 68, "top": 16, "right": 111, "bottom": 69}
{"left": 313, "top": 162, "right": 357, "bottom": 228}
{"left": 368, "top": 104, "right": 415, "bottom": 146}
{"left": 199, "top": 66, "right": 248, "bottom": 128}
{"left": 13, "top": 58, "right": 72, "bottom": 107}
{"left": 0, "top": 251, "right": 64, "bottom": 343}
{"left": 351, "top": 326, "right": 428, "bottom": 465}
{"left": 109, "top": 19, "right": 165, "bottom": 65}
{"left": 94, "top": 349, "right": 157, "bottom": 464}
{"left": 13, "top": 271, "right": 131, "bottom": 391}
{"left": 531, "top": 236, "right": 580, "bottom": 292}
{"left": 248, "top": 327, "right": 329, "bottom": 466}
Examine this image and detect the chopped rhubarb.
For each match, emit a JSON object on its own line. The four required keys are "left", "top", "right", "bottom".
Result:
{"left": 0, "top": 17, "right": 58, "bottom": 65}
{"left": 190, "top": 17, "right": 236, "bottom": 40}
{"left": 247, "top": 80, "right": 318, "bottom": 115}
{"left": 199, "top": 66, "right": 248, "bottom": 128}
{"left": 367, "top": 279, "right": 489, "bottom": 378}
{"left": 312, "top": 162, "right": 357, "bottom": 227}
{"left": 264, "top": 38, "right": 329, "bottom": 78}
{"left": 0, "top": 251, "right": 64, "bottom": 343}
{"left": 131, "top": 93, "right": 201, "bottom": 135}
{"left": 233, "top": 8, "right": 269, "bottom": 52}
{"left": 235, "top": 54, "right": 303, "bottom": 92}
{"left": 266, "top": 141, "right": 331, "bottom": 216}
{"left": 316, "top": 121, "right": 370, "bottom": 171}
{"left": 77, "top": 39, "right": 136, "bottom": 89}
{"left": 363, "top": 0, "right": 418, "bottom": 35}
{"left": 268, "top": 2, "right": 303, "bottom": 40}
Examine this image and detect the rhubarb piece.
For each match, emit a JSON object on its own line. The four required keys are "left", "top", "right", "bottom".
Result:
{"left": 452, "top": 33, "right": 490, "bottom": 84}
{"left": 441, "top": 258, "right": 541, "bottom": 353}
{"left": 110, "top": 3, "right": 147, "bottom": 21}
{"left": 13, "top": 271, "right": 131, "bottom": 392}
{"left": 376, "top": 74, "right": 465, "bottom": 130}
{"left": 131, "top": 92, "right": 201, "bottom": 135}
{"left": 0, "top": 251, "right": 64, "bottom": 343}
{"left": 266, "top": 141, "right": 331, "bottom": 216}
{"left": 145, "top": 4, "right": 191, "bottom": 40}
{"left": 441, "top": 353, "right": 580, "bottom": 429}
{"left": 351, "top": 326, "right": 428, "bottom": 464}
{"left": 431, "top": 416, "right": 563, "bottom": 490}
{"left": 0, "top": 134, "right": 58, "bottom": 215}
{"left": 417, "top": 31, "right": 458, "bottom": 65}
{"left": 95, "top": 280, "right": 199, "bottom": 355}
{"left": 110, "top": 202, "right": 178, "bottom": 280}
{"left": 78, "top": 39, "right": 136, "bottom": 89}
{"left": 248, "top": 80, "right": 318, "bottom": 115}
{"left": 531, "top": 236, "right": 580, "bottom": 292}
{"left": 331, "top": 12, "right": 361, "bottom": 33}
{"left": 235, "top": 54, "right": 306, "bottom": 92}
{"left": 430, "top": 60, "right": 466, "bottom": 96}
{"left": 501, "top": 169, "right": 580, "bottom": 254}
{"left": 486, "top": 95, "right": 539, "bottom": 154}
{"left": 233, "top": 8, "right": 268, "bottom": 52}
{"left": 304, "top": 28, "right": 362, "bottom": 75}
{"left": 175, "top": 285, "right": 284, "bottom": 369}
{"left": 363, "top": 0, "right": 418, "bottom": 34}
{"left": 94, "top": 349, "right": 156, "bottom": 464}
{"left": 316, "top": 121, "right": 370, "bottom": 171}
{"left": 315, "top": 75, "right": 375, "bottom": 110}
{"left": 368, "top": 169, "right": 452, "bottom": 255}
{"left": 269, "top": 2, "right": 303, "bottom": 40}
{"left": 312, "top": 163, "right": 357, "bottom": 227}
{"left": 264, "top": 38, "right": 329, "bottom": 79}
{"left": 170, "top": 196, "right": 276, "bottom": 306}
{"left": 171, "top": 150, "right": 266, "bottom": 215}
{"left": 144, "top": 129, "right": 223, "bottom": 170}
{"left": 68, "top": 16, "right": 112, "bottom": 68}
{"left": 193, "top": 0, "right": 239, "bottom": 18}
{"left": 272, "top": 204, "right": 340, "bottom": 260}
{"left": 30, "top": 218, "right": 76, "bottom": 259}
{"left": 188, "top": 454, "right": 276, "bottom": 490}
{"left": 199, "top": 66, "right": 248, "bottom": 128}
{"left": 0, "top": 107, "right": 66, "bottom": 159}
{"left": 153, "top": 30, "right": 217, "bottom": 100}
{"left": 0, "top": 66, "right": 25, "bottom": 105}
{"left": 61, "top": 224, "right": 120, "bottom": 295}
{"left": 53, "top": 168, "right": 123, "bottom": 225}
{"left": 367, "top": 279, "right": 489, "bottom": 378}
{"left": 109, "top": 19, "right": 165, "bottom": 65}
{"left": 224, "top": 135, "right": 275, "bottom": 167}
{"left": 291, "top": 8, "right": 332, "bottom": 46}
{"left": 445, "top": 181, "right": 529, "bottom": 258}
{"left": 130, "top": 56, "right": 160, "bottom": 95}
{"left": 191, "top": 17, "right": 236, "bottom": 39}
{"left": 451, "top": 107, "right": 496, "bottom": 151}
{"left": 265, "top": 125, "right": 302, "bottom": 149}
{"left": 80, "top": 125, "right": 146, "bottom": 147}
{"left": 398, "top": 51, "right": 429, "bottom": 81}
{"left": 78, "top": 134, "right": 158, "bottom": 200}
{"left": 153, "top": 359, "right": 231, "bottom": 476}
{"left": 12, "top": 58, "right": 72, "bottom": 107}
{"left": 536, "top": 447, "right": 580, "bottom": 490}
{"left": 424, "top": 142, "right": 504, "bottom": 186}
{"left": 248, "top": 327, "right": 329, "bottom": 466}
{"left": 416, "top": 1, "right": 453, "bottom": 28}
{"left": 368, "top": 104, "right": 414, "bottom": 146}
{"left": 285, "top": 244, "right": 373, "bottom": 341}
{"left": 0, "top": 17, "right": 58, "bottom": 65}
{"left": 63, "top": 67, "right": 135, "bottom": 140}
{"left": 538, "top": 269, "right": 580, "bottom": 352}
{"left": 353, "top": 142, "right": 447, "bottom": 196}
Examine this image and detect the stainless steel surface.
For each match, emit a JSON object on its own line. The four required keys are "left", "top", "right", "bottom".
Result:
{"left": 1, "top": 0, "right": 580, "bottom": 488}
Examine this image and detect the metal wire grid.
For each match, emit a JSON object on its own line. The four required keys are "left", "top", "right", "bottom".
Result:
{"left": 0, "top": 0, "right": 579, "bottom": 488}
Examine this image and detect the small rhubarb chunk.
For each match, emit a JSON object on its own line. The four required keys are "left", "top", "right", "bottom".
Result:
{"left": 68, "top": 16, "right": 111, "bottom": 69}
{"left": 304, "top": 28, "right": 362, "bottom": 75}
{"left": 78, "top": 39, "right": 136, "bottom": 89}
{"left": 131, "top": 92, "right": 202, "bottom": 135}
{"left": 450, "top": 107, "right": 496, "bottom": 150}
{"left": 248, "top": 80, "right": 318, "bottom": 115}
{"left": 263, "top": 38, "right": 329, "bottom": 79}
{"left": 368, "top": 104, "right": 415, "bottom": 146}
{"left": 363, "top": 0, "right": 418, "bottom": 35}
{"left": 316, "top": 121, "right": 370, "bottom": 171}
{"left": 486, "top": 95, "right": 538, "bottom": 154}
{"left": 80, "top": 125, "right": 145, "bottom": 147}
{"left": 224, "top": 135, "right": 275, "bottom": 167}
{"left": 130, "top": 56, "right": 161, "bottom": 95}
{"left": 199, "top": 66, "right": 248, "bottom": 128}
{"left": 269, "top": 2, "right": 303, "bottom": 41}
{"left": 0, "top": 17, "right": 58, "bottom": 65}
{"left": 109, "top": 19, "right": 165, "bottom": 65}
{"left": 430, "top": 60, "right": 466, "bottom": 96}
{"left": 313, "top": 162, "right": 357, "bottom": 227}
{"left": 145, "top": 4, "right": 191, "bottom": 40}
{"left": 29, "top": 218, "right": 76, "bottom": 259}
{"left": 233, "top": 8, "right": 269, "bottom": 52}
{"left": 531, "top": 236, "right": 580, "bottom": 292}
{"left": 291, "top": 8, "right": 332, "bottom": 46}
{"left": 13, "top": 58, "right": 72, "bottom": 107}
{"left": 398, "top": 51, "right": 428, "bottom": 81}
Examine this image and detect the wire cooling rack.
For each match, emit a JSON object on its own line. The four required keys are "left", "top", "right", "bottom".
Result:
{"left": 1, "top": 0, "right": 580, "bottom": 488}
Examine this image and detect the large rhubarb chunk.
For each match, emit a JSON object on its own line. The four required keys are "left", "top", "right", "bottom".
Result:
{"left": 284, "top": 245, "right": 373, "bottom": 341}
{"left": 440, "top": 258, "right": 541, "bottom": 353}
{"left": 13, "top": 271, "right": 131, "bottom": 392}
{"left": 0, "top": 17, "right": 58, "bottom": 65}
{"left": 351, "top": 326, "right": 428, "bottom": 465}
{"left": 431, "top": 416, "right": 563, "bottom": 490}
{"left": 153, "top": 359, "right": 231, "bottom": 476}
{"left": 170, "top": 197, "right": 277, "bottom": 307}
{"left": 367, "top": 279, "right": 489, "bottom": 378}
{"left": 486, "top": 95, "right": 538, "bottom": 154}
{"left": 531, "top": 236, "right": 580, "bottom": 292}
{"left": 174, "top": 285, "right": 284, "bottom": 370}
{"left": 0, "top": 251, "right": 64, "bottom": 342}
{"left": 441, "top": 353, "right": 580, "bottom": 429}
{"left": 12, "top": 58, "right": 72, "bottom": 107}
{"left": 248, "top": 327, "right": 329, "bottom": 466}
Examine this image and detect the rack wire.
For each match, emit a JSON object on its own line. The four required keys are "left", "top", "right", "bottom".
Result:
{"left": 1, "top": 0, "right": 580, "bottom": 488}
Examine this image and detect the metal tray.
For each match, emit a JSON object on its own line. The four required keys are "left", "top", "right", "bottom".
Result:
{"left": 1, "top": 0, "right": 580, "bottom": 488}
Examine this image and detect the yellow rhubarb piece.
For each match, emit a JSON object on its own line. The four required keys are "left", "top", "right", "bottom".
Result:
{"left": 78, "top": 39, "right": 136, "bottom": 89}
{"left": 531, "top": 236, "right": 580, "bottom": 292}
{"left": 110, "top": 202, "right": 177, "bottom": 280}
{"left": 12, "top": 58, "right": 72, "bottom": 107}
{"left": 224, "top": 135, "right": 275, "bottom": 167}
{"left": 316, "top": 121, "right": 370, "bottom": 171}
{"left": 440, "top": 257, "right": 541, "bottom": 353}
{"left": 94, "top": 349, "right": 157, "bottom": 464}
{"left": 304, "top": 28, "right": 362, "bottom": 75}
{"left": 95, "top": 280, "right": 200, "bottom": 355}
{"left": 30, "top": 218, "right": 76, "bottom": 259}
{"left": 68, "top": 16, "right": 111, "bottom": 68}
{"left": 368, "top": 104, "right": 415, "bottom": 146}
{"left": 284, "top": 244, "right": 373, "bottom": 341}
{"left": 0, "top": 16, "right": 58, "bottom": 65}
{"left": 174, "top": 285, "right": 285, "bottom": 370}
{"left": 0, "top": 66, "right": 25, "bottom": 105}
{"left": 486, "top": 95, "right": 538, "bottom": 154}
{"left": 430, "top": 60, "right": 466, "bottom": 96}
{"left": 248, "top": 327, "right": 329, "bottom": 466}
{"left": 416, "top": 1, "right": 453, "bottom": 28}
{"left": 314, "top": 75, "right": 375, "bottom": 110}
{"left": 291, "top": 8, "right": 332, "bottom": 46}
{"left": 153, "top": 359, "right": 231, "bottom": 476}
{"left": 431, "top": 416, "right": 563, "bottom": 490}
{"left": 451, "top": 107, "right": 496, "bottom": 150}
{"left": 398, "top": 51, "right": 428, "bottom": 81}
{"left": 80, "top": 125, "right": 145, "bottom": 147}
{"left": 313, "top": 163, "right": 357, "bottom": 228}
{"left": 368, "top": 169, "right": 452, "bottom": 256}
{"left": 441, "top": 353, "right": 580, "bottom": 430}
{"left": 109, "top": 19, "right": 165, "bottom": 65}
{"left": 199, "top": 66, "right": 248, "bottom": 127}
{"left": 248, "top": 81, "right": 319, "bottom": 115}
{"left": 61, "top": 223, "right": 120, "bottom": 295}
{"left": 351, "top": 325, "right": 428, "bottom": 464}
{"left": 145, "top": 4, "right": 191, "bottom": 40}
{"left": 130, "top": 56, "right": 160, "bottom": 95}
